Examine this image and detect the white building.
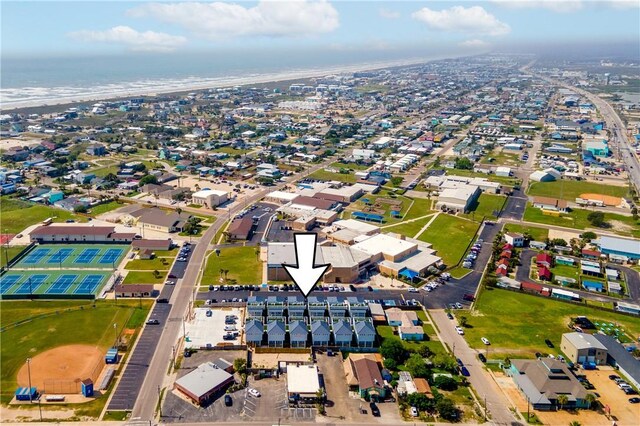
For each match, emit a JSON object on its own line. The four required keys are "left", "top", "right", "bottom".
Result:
{"left": 191, "top": 189, "right": 228, "bottom": 208}
{"left": 435, "top": 185, "right": 481, "bottom": 213}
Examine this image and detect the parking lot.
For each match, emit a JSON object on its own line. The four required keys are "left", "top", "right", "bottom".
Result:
{"left": 184, "top": 307, "right": 243, "bottom": 348}
{"left": 232, "top": 202, "right": 278, "bottom": 245}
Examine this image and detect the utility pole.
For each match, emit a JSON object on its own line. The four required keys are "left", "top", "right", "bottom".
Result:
{"left": 113, "top": 323, "right": 118, "bottom": 348}
{"left": 484, "top": 394, "right": 487, "bottom": 422}
{"left": 26, "top": 358, "right": 33, "bottom": 403}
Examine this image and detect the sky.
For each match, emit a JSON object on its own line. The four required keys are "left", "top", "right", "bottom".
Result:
{"left": 2, "top": 1, "right": 639, "bottom": 58}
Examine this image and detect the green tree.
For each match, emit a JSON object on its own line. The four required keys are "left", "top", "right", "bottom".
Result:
{"left": 183, "top": 217, "right": 202, "bottom": 235}
{"left": 436, "top": 397, "right": 458, "bottom": 420}
{"left": 587, "top": 211, "right": 605, "bottom": 227}
{"left": 233, "top": 358, "right": 247, "bottom": 374}
{"left": 139, "top": 174, "right": 158, "bottom": 186}
{"left": 380, "top": 337, "right": 408, "bottom": 364}
{"left": 454, "top": 157, "right": 473, "bottom": 170}
{"left": 390, "top": 176, "right": 404, "bottom": 187}
{"left": 433, "top": 375, "right": 458, "bottom": 391}
{"left": 383, "top": 358, "right": 397, "bottom": 370}
{"left": 556, "top": 394, "right": 569, "bottom": 410}
{"left": 432, "top": 353, "right": 458, "bottom": 373}
{"left": 579, "top": 231, "right": 597, "bottom": 241}
{"left": 569, "top": 421, "right": 581, "bottom": 426}
{"left": 405, "top": 353, "right": 430, "bottom": 379}
{"left": 74, "top": 204, "right": 88, "bottom": 213}
{"left": 584, "top": 393, "right": 596, "bottom": 410}
{"left": 406, "top": 393, "right": 432, "bottom": 412}
{"left": 458, "top": 315, "right": 468, "bottom": 328}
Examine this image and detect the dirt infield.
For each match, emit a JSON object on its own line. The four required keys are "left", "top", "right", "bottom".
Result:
{"left": 17, "top": 344, "right": 103, "bottom": 390}
{"left": 579, "top": 193, "right": 622, "bottom": 206}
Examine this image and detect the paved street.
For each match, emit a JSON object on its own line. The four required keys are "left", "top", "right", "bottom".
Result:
{"left": 430, "top": 310, "right": 523, "bottom": 426}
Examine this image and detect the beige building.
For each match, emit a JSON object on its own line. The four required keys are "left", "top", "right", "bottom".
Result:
{"left": 560, "top": 332, "right": 608, "bottom": 365}
{"left": 191, "top": 189, "right": 228, "bottom": 208}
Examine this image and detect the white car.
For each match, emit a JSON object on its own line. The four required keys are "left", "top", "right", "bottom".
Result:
{"left": 408, "top": 287, "right": 418, "bottom": 293}
{"left": 481, "top": 337, "right": 490, "bottom": 345}
{"left": 248, "top": 388, "right": 261, "bottom": 397}
{"left": 410, "top": 406, "right": 419, "bottom": 417}
{"left": 455, "top": 326, "right": 465, "bottom": 335}
{"left": 224, "top": 325, "right": 237, "bottom": 331}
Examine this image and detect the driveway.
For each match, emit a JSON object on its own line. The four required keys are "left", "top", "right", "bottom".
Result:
{"left": 430, "top": 309, "right": 522, "bottom": 426}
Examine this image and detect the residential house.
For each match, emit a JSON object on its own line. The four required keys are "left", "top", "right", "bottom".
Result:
{"left": 332, "top": 319, "right": 353, "bottom": 347}
{"left": 344, "top": 355, "right": 387, "bottom": 400}
{"left": 311, "top": 320, "right": 330, "bottom": 346}
{"left": 266, "top": 320, "right": 286, "bottom": 348}
{"left": 505, "top": 232, "right": 524, "bottom": 247}
{"left": 245, "top": 319, "right": 264, "bottom": 347}
{"left": 353, "top": 320, "right": 376, "bottom": 348}
{"left": 532, "top": 196, "right": 569, "bottom": 213}
{"left": 288, "top": 320, "right": 308, "bottom": 348}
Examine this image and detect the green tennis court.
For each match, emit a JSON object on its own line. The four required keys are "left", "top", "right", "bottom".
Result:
{"left": 12, "top": 244, "right": 128, "bottom": 269}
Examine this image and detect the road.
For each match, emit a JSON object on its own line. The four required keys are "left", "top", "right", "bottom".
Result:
{"left": 128, "top": 156, "right": 346, "bottom": 421}
{"left": 522, "top": 63, "right": 640, "bottom": 193}
{"left": 431, "top": 310, "right": 523, "bottom": 426}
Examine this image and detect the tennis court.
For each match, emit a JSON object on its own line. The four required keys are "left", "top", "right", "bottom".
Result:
{"left": 12, "top": 244, "right": 128, "bottom": 269}
{"left": 0, "top": 271, "right": 111, "bottom": 298}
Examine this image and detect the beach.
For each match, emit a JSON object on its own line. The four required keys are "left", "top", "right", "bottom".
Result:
{"left": 0, "top": 55, "right": 457, "bottom": 111}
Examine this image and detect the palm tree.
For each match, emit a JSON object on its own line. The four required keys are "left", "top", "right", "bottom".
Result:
{"left": 223, "top": 269, "right": 229, "bottom": 280}
{"left": 219, "top": 268, "right": 224, "bottom": 281}
{"left": 569, "top": 421, "right": 581, "bottom": 426}
{"left": 584, "top": 393, "right": 596, "bottom": 410}
{"left": 556, "top": 394, "right": 569, "bottom": 411}
{"left": 255, "top": 248, "right": 260, "bottom": 260}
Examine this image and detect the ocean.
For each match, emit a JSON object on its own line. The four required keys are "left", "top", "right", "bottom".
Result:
{"left": 0, "top": 47, "right": 464, "bottom": 109}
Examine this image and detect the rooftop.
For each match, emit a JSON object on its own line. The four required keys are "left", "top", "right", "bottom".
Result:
{"left": 175, "top": 362, "right": 233, "bottom": 399}
{"left": 286, "top": 364, "right": 321, "bottom": 395}
{"left": 562, "top": 332, "right": 607, "bottom": 351}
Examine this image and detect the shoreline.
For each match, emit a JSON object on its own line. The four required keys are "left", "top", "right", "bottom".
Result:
{"left": 0, "top": 55, "right": 458, "bottom": 112}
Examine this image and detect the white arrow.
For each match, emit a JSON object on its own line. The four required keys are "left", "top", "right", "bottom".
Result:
{"left": 283, "top": 233, "right": 330, "bottom": 297}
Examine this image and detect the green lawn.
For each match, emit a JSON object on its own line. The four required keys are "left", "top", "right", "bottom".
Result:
{"left": 89, "top": 201, "right": 128, "bottom": 216}
{"left": 502, "top": 224, "right": 549, "bottom": 241}
{"left": 462, "top": 194, "right": 507, "bottom": 221}
{"left": 125, "top": 258, "right": 171, "bottom": 271}
{"left": 1, "top": 245, "right": 27, "bottom": 268}
{"left": 202, "top": 246, "right": 262, "bottom": 285}
{"left": 153, "top": 248, "right": 179, "bottom": 257}
{"left": 0, "top": 300, "right": 151, "bottom": 404}
{"left": 91, "top": 165, "right": 119, "bottom": 178}
{"left": 480, "top": 150, "right": 521, "bottom": 166}
{"left": 0, "top": 198, "right": 87, "bottom": 234}
{"left": 550, "top": 264, "right": 580, "bottom": 282}
{"left": 383, "top": 214, "right": 435, "bottom": 238}
{"left": 523, "top": 204, "right": 640, "bottom": 237}
{"left": 308, "top": 169, "right": 357, "bottom": 183}
{"left": 528, "top": 180, "right": 630, "bottom": 201}
{"left": 443, "top": 169, "right": 520, "bottom": 186}
{"left": 330, "top": 162, "right": 370, "bottom": 170}
{"left": 418, "top": 215, "right": 480, "bottom": 267}
{"left": 461, "top": 288, "right": 640, "bottom": 358}
{"left": 122, "top": 270, "right": 166, "bottom": 284}
{"left": 349, "top": 194, "right": 433, "bottom": 225}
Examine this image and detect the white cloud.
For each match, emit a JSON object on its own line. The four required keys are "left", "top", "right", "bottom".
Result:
{"left": 491, "top": 0, "right": 638, "bottom": 13}
{"left": 459, "top": 39, "right": 490, "bottom": 48}
{"left": 379, "top": 8, "right": 400, "bottom": 19}
{"left": 127, "top": 1, "right": 339, "bottom": 39}
{"left": 68, "top": 26, "right": 186, "bottom": 52}
{"left": 412, "top": 6, "right": 510, "bottom": 36}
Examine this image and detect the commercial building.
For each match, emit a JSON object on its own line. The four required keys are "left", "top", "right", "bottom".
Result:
{"left": 504, "top": 232, "right": 524, "bottom": 247}
{"left": 435, "top": 185, "right": 481, "bottom": 213}
{"left": 285, "top": 364, "right": 321, "bottom": 400}
{"left": 507, "top": 358, "right": 590, "bottom": 410}
{"left": 191, "top": 189, "right": 228, "bottom": 208}
{"left": 560, "top": 332, "right": 608, "bottom": 366}
{"left": 532, "top": 196, "right": 569, "bottom": 213}
{"left": 423, "top": 175, "right": 501, "bottom": 194}
{"left": 593, "top": 334, "right": 640, "bottom": 389}
{"left": 595, "top": 236, "right": 640, "bottom": 260}
{"left": 174, "top": 362, "right": 235, "bottom": 405}
{"left": 121, "top": 207, "right": 191, "bottom": 233}
{"left": 315, "top": 185, "right": 363, "bottom": 203}
{"left": 30, "top": 225, "right": 135, "bottom": 243}
{"left": 226, "top": 217, "right": 254, "bottom": 241}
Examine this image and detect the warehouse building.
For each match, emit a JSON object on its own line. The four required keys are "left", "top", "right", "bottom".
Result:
{"left": 435, "top": 185, "right": 481, "bottom": 213}
{"left": 560, "top": 332, "right": 608, "bottom": 366}
{"left": 174, "top": 362, "right": 235, "bottom": 405}
{"left": 191, "top": 189, "right": 228, "bottom": 208}
{"left": 30, "top": 225, "right": 135, "bottom": 243}
{"left": 595, "top": 235, "right": 640, "bottom": 260}
{"left": 593, "top": 334, "right": 640, "bottom": 389}
{"left": 285, "top": 364, "right": 321, "bottom": 401}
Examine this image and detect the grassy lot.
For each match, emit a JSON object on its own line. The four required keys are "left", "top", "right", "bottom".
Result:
{"left": 462, "top": 193, "right": 507, "bottom": 221}
{"left": 308, "top": 169, "right": 357, "bottom": 183}
{"left": 523, "top": 204, "right": 640, "bottom": 237}
{"left": 550, "top": 264, "right": 580, "bottom": 281}
{"left": 202, "top": 246, "right": 262, "bottom": 285}
{"left": 89, "top": 201, "right": 127, "bottom": 216}
{"left": 528, "top": 180, "right": 629, "bottom": 200}
{"left": 349, "top": 194, "right": 433, "bottom": 225}
{"left": 461, "top": 288, "right": 640, "bottom": 358}
{"left": 0, "top": 300, "right": 151, "bottom": 404}
{"left": 153, "top": 248, "right": 179, "bottom": 257}
{"left": 443, "top": 169, "right": 520, "bottom": 186}
{"left": 122, "top": 270, "right": 166, "bottom": 284}
{"left": 0, "top": 198, "right": 87, "bottom": 234}
{"left": 503, "top": 224, "right": 549, "bottom": 241}
{"left": 330, "top": 162, "right": 370, "bottom": 170}
{"left": 449, "top": 266, "right": 473, "bottom": 279}
{"left": 125, "top": 258, "right": 171, "bottom": 271}
{"left": 480, "top": 150, "right": 521, "bottom": 166}
{"left": 1, "top": 245, "right": 27, "bottom": 268}
{"left": 383, "top": 214, "right": 435, "bottom": 238}
{"left": 91, "top": 165, "right": 120, "bottom": 178}
{"left": 418, "top": 215, "right": 480, "bottom": 267}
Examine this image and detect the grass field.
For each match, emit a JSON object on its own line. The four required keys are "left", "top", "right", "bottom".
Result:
{"left": 89, "top": 201, "right": 127, "bottom": 216}
{"left": 523, "top": 204, "right": 640, "bottom": 237}
{"left": 550, "top": 264, "right": 580, "bottom": 282}
{"left": 122, "top": 270, "right": 166, "bottom": 284}
{"left": 502, "top": 224, "right": 549, "bottom": 241}
{"left": 418, "top": 215, "right": 480, "bottom": 267}
{"left": 383, "top": 214, "right": 436, "bottom": 238}
{"left": 528, "top": 180, "right": 629, "bottom": 201}
{"left": 349, "top": 194, "right": 433, "bottom": 225}
{"left": 0, "top": 198, "right": 87, "bottom": 234}
{"left": 0, "top": 299, "right": 152, "bottom": 404}
{"left": 91, "top": 166, "right": 119, "bottom": 178}
{"left": 1, "top": 246, "right": 27, "bottom": 268}
{"left": 462, "top": 193, "right": 507, "bottom": 221}
{"left": 461, "top": 288, "right": 640, "bottom": 358}
{"left": 202, "top": 246, "right": 262, "bottom": 285}
{"left": 308, "top": 169, "right": 357, "bottom": 183}
{"left": 125, "top": 258, "right": 171, "bottom": 271}
{"left": 330, "top": 162, "right": 370, "bottom": 171}
{"left": 443, "top": 169, "right": 520, "bottom": 186}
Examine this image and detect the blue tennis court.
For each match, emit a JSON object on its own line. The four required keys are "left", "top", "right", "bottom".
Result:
{"left": 99, "top": 248, "right": 124, "bottom": 265}
{"left": 22, "top": 248, "right": 50, "bottom": 264}
{"left": 47, "top": 248, "right": 74, "bottom": 264}
{"left": 46, "top": 274, "right": 79, "bottom": 294}
{"left": 74, "top": 275, "right": 104, "bottom": 294}
{"left": 75, "top": 248, "right": 100, "bottom": 264}
{"left": 0, "top": 275, "right": 22, "bottom": 294}
{"left": 14, "top": 274, "right": 49, "bottom": 294}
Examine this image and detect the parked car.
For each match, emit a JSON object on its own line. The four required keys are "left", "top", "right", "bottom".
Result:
{"left": 146, "top": 319, "right": 160, "bottom": 325}
{"left": 629, "top": 397, "right": 640, "bottom": 403}
{"left": 224, "top": 395, "right": 233, "bottom": 406}
{"left": 460, "top": 366, "right": 470, "bottom": 377}
{"left": 478, "top": 353, "right": 487, "bottom": 363}
{"left": 248, "top": 388, "right": 261, "bottom": 397}
{"left": 609, "top": 375, "right": 619, "bottom": 380}
{"left": 410, "top": 406, "right": 418, "bottom": 417}
{"left": 455, "top": 302, "right": 463, "bottom": 309}
{"left": 545, "top": 339, "right": 554, "bottom": 348}
{"left": 455, "top": 326, "right": 464, "bottom": 335}
{"left": 408, "top": 287, "right": 418, "bottom": 293}
{"left": 157, "top": 298, "right": 169, "bottom": 303}
{"left": 447, "top": 312, "right": 454, "bottom": 320}
{"left": 481, "top": 337, "right": 491, "bottom": 345}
